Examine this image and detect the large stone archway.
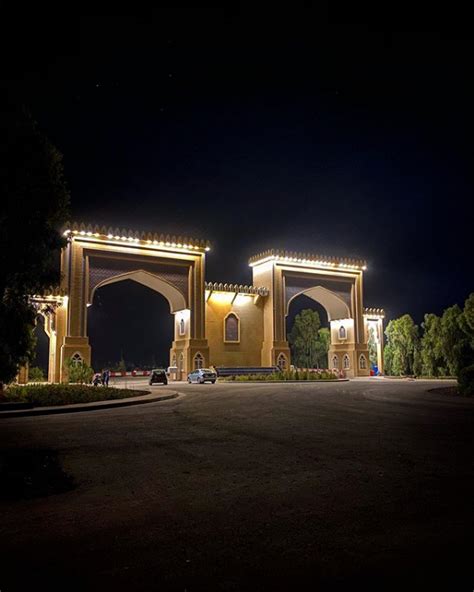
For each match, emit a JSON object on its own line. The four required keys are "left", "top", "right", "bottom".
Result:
{"left": 250, "top": 249, "right": 370, "bottom": 377}
{"left": 52, "top": 223, "right": 210, "bottom": 382}
{"left": 21, "top": 226, "right": 384, "bottom": 383}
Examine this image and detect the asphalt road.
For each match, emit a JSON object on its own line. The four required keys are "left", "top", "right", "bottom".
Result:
{"left": 1, "top": 379, "right": 473, "bottom": 591}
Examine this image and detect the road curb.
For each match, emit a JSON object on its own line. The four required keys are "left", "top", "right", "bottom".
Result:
{"left": 0, "top": 391, "right": 181, "bottom": 418}
{"left": 218, "top": 379, "right": 350, "bottom": 384}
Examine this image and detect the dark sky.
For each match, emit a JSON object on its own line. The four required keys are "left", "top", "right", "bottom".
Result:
{"left": 5, "top": 9, "right": 473, "bottom": 366}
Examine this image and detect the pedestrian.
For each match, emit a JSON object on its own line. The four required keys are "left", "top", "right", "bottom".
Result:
{"left": 102, "top": 368, "right": 110, "bottom": 387}
{"left": 92, "top": 372, "right": 102, "bottom": 387}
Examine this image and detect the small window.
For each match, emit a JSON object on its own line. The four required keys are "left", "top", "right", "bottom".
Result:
{"left": 277, "top": 353, "right": 288, "bottom": 370}
{"left": 194, "top": 352, "right": 204, "bottom": 369}
{"left": 224, "top": 313, "right": 240, "bottom": 342}
{"left": 71, "top": 352, "right": 83, "bottom": 367}
{"left": 179, "top": 318, "right": 185, "bottom": 336}
{"left": 359, "top": 354, "right": 367, "bottom": 370}
{"left": 343, "top": 354, "right": 350, "bottom": 369}
{"left": 339, "top": 325, "right": 347, "bottom": 340}
{"left": 332, "top": 355, "right": 339, "bottom": 369}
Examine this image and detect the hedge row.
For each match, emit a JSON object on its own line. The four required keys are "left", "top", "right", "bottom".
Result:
{"left": 4, "top": 384, "right": 149, "bottom": 407}
{"left": 224, "top": 369, "right": 341, "bottom": 382}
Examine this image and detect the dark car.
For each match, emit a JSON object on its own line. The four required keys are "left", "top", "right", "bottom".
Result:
{"left": 149, "top": 369, "right": 168, "bottom": 385}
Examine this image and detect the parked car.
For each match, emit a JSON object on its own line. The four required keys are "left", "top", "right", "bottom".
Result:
{"left": 187, "top": 368, "right": 217, "bottom": 384}
{"left": 149, "top": 368, "right": 168, "bottom": 385}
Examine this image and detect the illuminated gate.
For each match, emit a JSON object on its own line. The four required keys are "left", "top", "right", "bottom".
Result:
{"left": 19, "top": 226, "right": 384, "bottom": 383}
{"left": 42, "top": 223, "right": 210, "bottom": 382}
{"left": 250, "top": 249, "right": 373, "bottom": 378}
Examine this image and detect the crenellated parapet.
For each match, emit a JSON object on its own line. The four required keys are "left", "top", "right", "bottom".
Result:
{"left": 64, "top": 222, "right": 211, "bottom": 252}
{"left": 205, "top": 282, "right": 269, "bottom": 296}
{"left": 249, "top": 249, "right": 367, "bottom": 271}
{"left": 363, "top": 307, "right": 385, "bottom": 318}
{"left": 30, "top": 286, "right": 68, "bottom": 305}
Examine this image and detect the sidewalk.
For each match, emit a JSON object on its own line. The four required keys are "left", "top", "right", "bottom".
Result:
{"left": 0, "top": 390, "right": 181, "bottom": 418}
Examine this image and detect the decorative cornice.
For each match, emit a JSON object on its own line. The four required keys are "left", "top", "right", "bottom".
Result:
{"left": 31, "top": 286, "right": 67, "bottom": 299}
{"left": 364, "top": 307, "right": 385, "bottom": 318}
{"left": 64, "top": 222, "right": 211, "bottom": 251}
{"left": 248, "top": 249, "right": 367, "bottom": 270}
{"left": 30, "top": 287, "right": 67, "bottom": 307}
{"left": 205, "top": 282, "right": 269, "bottom": 296}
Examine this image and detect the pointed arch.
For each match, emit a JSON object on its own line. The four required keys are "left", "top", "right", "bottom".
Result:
{"left": 90, "top": 270, "right": 186, "bottom": 313}
{"left": 286, "top": 285, "right": 351, "bottom": 321}
{"left": 193, "top": 352, "right": 204, "bottom": 369}
{"left": 71, "top": 352, "right": 84, "bottom": 366}
{"left": 224, "top": 312, "right": 240, "bottom": 343}
{"left": 277, "top": 353, "right": 288, "bottom": 370}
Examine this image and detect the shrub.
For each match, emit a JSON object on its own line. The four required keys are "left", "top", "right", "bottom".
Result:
{"left": 65, "top": 359, "right": 94, "bottom": 384}
{"left": 458, "top": 364, "right": 474, "bottom": 397}
{"left": 4, "top": 384, "right": 149, "bottom": 407}
{"left": 28, "top": 366, "right": 45, "bottom": 382}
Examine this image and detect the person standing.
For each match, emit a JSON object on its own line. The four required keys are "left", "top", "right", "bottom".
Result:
{"left": 102, "top": 368, "right": 110, "bottom": 387}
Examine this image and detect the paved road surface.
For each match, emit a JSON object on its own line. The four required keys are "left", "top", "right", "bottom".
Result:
{"left": 1, "top": 379, "right": 473, "bottom": 591}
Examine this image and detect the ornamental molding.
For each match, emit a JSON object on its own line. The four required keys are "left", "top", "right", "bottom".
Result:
{"left": 364, "top": 307, "right": 385, "bottom": 318}
{"left": 30, "top": 286, "right": 67, "bottom": 301}
{"left": 64, "top": 221, "right": 211, "bottom": 251}
{"left": 248, "top": 249, "right": 367, "bottom": 270}
{"left": 205, "top": 282, "right": 269, "bottom": 296}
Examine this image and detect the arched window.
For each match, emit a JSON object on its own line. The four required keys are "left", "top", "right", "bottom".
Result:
{"left": 359, "top": 354, "right": 367, "bottom": 370}
{"left": 339, "top": 325, "right": 347, "bottom": 340}
{"left": 332, "top": 355, "right": 339, "bottom": 369}
{"left": 277, "top": 353, "right": 288, "bottom": 370}
{"left": 71, "top": 352, "right": 83, "bottom": 367}
{"left": 171, "top": 353, "right": 177, "bottom": 367}
{"left": 224, "top": 312, "right": 240, "bottom": 342}
{"left": 179, "top": 318, "right": 185, "bottom": 336}
{"left": 343, "top": 354, "right": 350, "bottom": 369}
{"left": 194, "top": 352, "right": 204, "bottom": 369}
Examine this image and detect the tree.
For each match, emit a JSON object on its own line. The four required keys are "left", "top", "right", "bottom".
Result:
{"left": 116, "top": 355, "right": 127, "bottom": 372}
{"left": 0, "top": 101, "right": 70, "bottom": 386}
{"left": 413, "top": 343, "right": 423, "bottom": 377}
{"left": 420, "top": 313, "right": 444, "bottom": 376}
{"left": 383, "top": 343, "right": 394, "bottom": 376}
{"left": 314, "top": 327, "right": 330, "bottom": 368}
{"left": 459, "top": 293, "right": 474, "bottom": 350}
{"left": 289, "top": 309, "right": 321, "bottom": 368}
{"left": 367, "top": 326, "right": 378, "bottom": 368}
{"left": 384, "top": 314, "right": 418, "bottom": 375}
{"left": 439, "top": 305, "right": 470, "bottom": 376}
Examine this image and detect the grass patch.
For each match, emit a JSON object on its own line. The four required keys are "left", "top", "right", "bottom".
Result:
{"left": 3, "top": 384, "right": 150, "bottom": 407}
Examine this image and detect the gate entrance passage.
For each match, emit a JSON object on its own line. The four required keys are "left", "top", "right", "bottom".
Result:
{"left": 250, "top": 249, "right": 372, "bottom": 378}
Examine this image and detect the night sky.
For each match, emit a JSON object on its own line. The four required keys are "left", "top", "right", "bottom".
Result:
{"left": 5, "top": 10, "right": 473, "bottom": 368}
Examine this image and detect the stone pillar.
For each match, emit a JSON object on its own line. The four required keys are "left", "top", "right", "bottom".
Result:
{"left": 17, "top": 363, "right": 29, "bottom": 384}
{"left": 60, "top": 240, "right": 91, "bottom": 382}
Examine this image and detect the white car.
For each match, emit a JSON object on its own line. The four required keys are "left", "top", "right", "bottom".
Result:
{"left": 187, "top": 368, "right": 217, "bottom": 384}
